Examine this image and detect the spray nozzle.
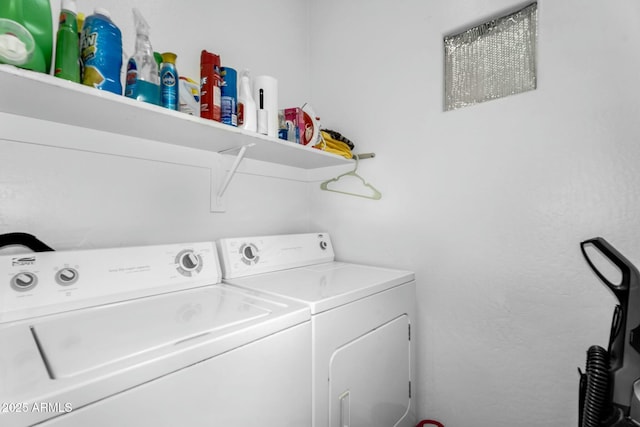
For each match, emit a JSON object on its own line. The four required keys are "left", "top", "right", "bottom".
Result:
{"left": 132, "top": 7, "right": 150, "bottom": 35}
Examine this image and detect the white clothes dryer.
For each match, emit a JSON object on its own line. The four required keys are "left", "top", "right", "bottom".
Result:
{"left": 217, "top": 233, "right": 416, "bottom": 427}
{"left": 0, "top": 242, "right": 311, "bottom": 427}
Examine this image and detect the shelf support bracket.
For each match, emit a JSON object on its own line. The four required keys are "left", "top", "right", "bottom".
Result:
{"left": 211, "top": 143, "right": 255, "bottom": 212}
{"left": 218, "top": 143, "right": 254, "bottom": 198}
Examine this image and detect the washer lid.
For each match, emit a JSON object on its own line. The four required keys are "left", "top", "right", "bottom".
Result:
{"left": 31, "top": 285, "right": 279, "bottom": 378}
{"left": 223, "top": 262, "right": 414, "bottom": 314}
{"left": 1, "top": 284, "right": 310, "bottom": 427}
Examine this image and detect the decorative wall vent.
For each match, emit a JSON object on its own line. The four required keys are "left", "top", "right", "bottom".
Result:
{"left": 444, "top": 2, "right": 538, "bottom": 111}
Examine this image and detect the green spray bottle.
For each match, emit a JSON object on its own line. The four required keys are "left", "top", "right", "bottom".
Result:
{"left": 54, "top": 0, "right": 79, "bottom": 82}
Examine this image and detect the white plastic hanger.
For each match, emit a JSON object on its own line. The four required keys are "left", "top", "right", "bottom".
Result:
{"left": 320, "top": 154, "right": 382, "bottom": 200}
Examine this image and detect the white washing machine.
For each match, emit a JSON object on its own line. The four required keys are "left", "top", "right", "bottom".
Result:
{"left": 217, "top": 233, "right": 416, "bottom": 427}
{"left": 0, "top": 242, "right": 311, "bottom": 427}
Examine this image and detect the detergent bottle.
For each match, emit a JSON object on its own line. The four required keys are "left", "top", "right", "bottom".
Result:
{"left": 0, "top": 0, "right": 53, "bottom": 73}
{"left": 80, "top": 8, "right": 122, "bottom": 95}
{"left": 124, "top": 8, "right": 160, "bottom": 105}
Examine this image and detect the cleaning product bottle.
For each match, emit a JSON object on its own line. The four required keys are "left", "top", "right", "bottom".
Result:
{"left": 200, "top": 50, "right": 221, "bottom": 121}
{"left": 0, "top": 0, "right": 53, "bottom": 73}
{"left": 53, "top": 0, "right": 79, "bottom": 82}
{"left": 76, "top": 12, "right": 84, "bottom": 38}
{"left": 124, "top": 8, "right": 159, "bottom": 105}
{"left": 238, "top": 69, "right": 257, "bottom": 132}
{"left": 220, "top": 67, "right": 237, "bottom": 126}
{"left": 153, "top": 51, "right": 162, "bottom": 78}
{"left": 26, "top": 0, "right": 54, "bottom": 72}
{"left": 179, "top": 76, "right": 199, "bottom": 115}
{"left": 253, "top": 75, "right": 278, "bottom": 137}
{"left": 76, "top": 11, "right": 83, "bottom": 76}
{"left": 80, "top": 8, "right": 122, "bottom": 95}
{"left": 160, "top": 52, "right": 178, "bottom": 110}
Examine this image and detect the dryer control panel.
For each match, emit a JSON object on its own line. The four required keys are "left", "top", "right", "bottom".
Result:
{"left": 0, "top": 242, "right": 221, "bottom": 323}
{"left": 218, "top": 233, "right": 335, "bottom": 279}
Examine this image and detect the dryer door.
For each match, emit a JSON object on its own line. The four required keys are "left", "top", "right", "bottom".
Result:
{"left": 329, "top": 315, "right": 411, "bottom": 427}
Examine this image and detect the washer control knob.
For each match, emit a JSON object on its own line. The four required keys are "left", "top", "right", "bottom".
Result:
{"left": 240, "top": 243, "right": 259, "bottom": 265}
{"left": 179, "top": 251, "right": 200, "bottom": 271}
{"left": 56, "top": 268, "right": 79, "bottom": 286}
{"left": 11, "top": 272, "right": 38, "bottom": 292}
{"left": 175, "top": 250, "right": 203, "bottom": 277}
{"left": 320, "top": 240, "right": 328, "bottom": 250}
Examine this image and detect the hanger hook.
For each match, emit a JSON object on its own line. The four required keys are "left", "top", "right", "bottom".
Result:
{"left": 351, "top": 154, "right": 359, "bottom": 173}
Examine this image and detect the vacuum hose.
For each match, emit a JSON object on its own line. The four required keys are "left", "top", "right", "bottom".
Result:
{"left": 581, "top": 345, "right": 611, "bottom": 427}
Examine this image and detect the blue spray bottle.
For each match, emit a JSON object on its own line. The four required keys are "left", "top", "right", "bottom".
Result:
{"left": 124, "top": 8, "right": 159, "bottom": 105}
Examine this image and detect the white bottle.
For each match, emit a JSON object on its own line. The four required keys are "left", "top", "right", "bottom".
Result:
{"left": 253, "top": 75, "right": 278, "bottom": 137}
{"left": 238, "top": 69, "right": 257, "bottom": 132}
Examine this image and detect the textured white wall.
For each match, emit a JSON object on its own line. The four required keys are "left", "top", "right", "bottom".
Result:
{"left": 5, "top": 1, "right": 640, "bottom": 425}
{"left": 308, "top": 0, "right": 640, "bottom": 425}
{"left": 0, "top": 116, "right": 310, "bottom": 249}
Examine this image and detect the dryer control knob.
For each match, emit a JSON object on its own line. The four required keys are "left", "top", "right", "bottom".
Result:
{"left": 56, "top": 268, "right": 79, "bottom": 286}
{"left": 179, "top": 251, "right": 200, "bottom": 271}
{"left": 240, "top": 243, "right": 259, "bottom": 265}
{"left": 11, "top": 272, "right": 38, "bottom": 292}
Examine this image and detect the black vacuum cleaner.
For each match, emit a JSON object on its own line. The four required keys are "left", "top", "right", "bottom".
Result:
{"left": 579, "top": 237, "right": 640, "bottom": 427}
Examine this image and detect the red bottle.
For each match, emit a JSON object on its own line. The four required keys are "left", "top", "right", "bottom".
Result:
{"left": 200, "top": 50, "right": 221, "bottom": 121}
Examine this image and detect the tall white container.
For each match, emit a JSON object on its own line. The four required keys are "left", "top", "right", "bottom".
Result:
{"left": 252, "top": 75, "right": 278, "bottom": 138}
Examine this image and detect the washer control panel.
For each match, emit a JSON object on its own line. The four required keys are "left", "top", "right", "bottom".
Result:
{"left": 218, "top": 233, "right": 334, "bottom": 279}
{"left": 0, "top": 242, "right": 220, "bottom": 323}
